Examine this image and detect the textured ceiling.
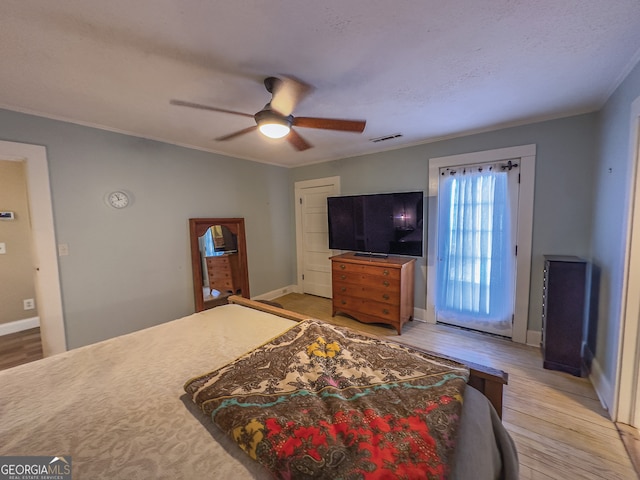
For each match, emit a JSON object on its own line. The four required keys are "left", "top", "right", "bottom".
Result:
{"left": 1, "top": 1, "right": 640, "bottom": 167}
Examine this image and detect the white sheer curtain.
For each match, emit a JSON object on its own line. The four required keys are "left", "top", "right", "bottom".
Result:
{"left": 436, "top": 167, "right": 514, "bottom": 336}
{"left": 203, "top": 229, "right": 216, "bottom": 256}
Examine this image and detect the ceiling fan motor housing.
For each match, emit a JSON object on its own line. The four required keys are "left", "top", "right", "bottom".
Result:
{"left": 263, "top": 76, "right": 281, "bottom": 94}
{"left": 254, "top": 108, "right": 293, "bottom": 128}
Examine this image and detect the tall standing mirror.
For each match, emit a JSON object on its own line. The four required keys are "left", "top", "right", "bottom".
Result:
{"left": 189, "top": 218, "right": 250, "bottom": 312}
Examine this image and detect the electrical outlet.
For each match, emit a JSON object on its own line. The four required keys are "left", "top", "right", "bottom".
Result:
{"left": 23, "top": 298, "right": 35, "bottom": 310}
{"left": 58, "top": 244, "right": 69, "bottom": 256}
{"left": 0, "top": 242, "right": 6, "bottom": 254}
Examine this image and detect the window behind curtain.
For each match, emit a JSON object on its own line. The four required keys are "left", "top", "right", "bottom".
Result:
{"left": 436, "top": 167, "right": 514, "bottom": 336}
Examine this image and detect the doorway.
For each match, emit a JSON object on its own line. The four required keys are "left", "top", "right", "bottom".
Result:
{"left": 0, "top": 141, "right": 65, "bottom": 356}
{"left": 294, "top": 176, "right": 340, "bottom": 298}
{"left": 427, "top": 145, "right": 536, "bottom": 344}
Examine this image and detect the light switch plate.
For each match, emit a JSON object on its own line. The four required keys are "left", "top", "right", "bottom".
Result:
{"left": 0, "top": 242, "right": 6, "bottom": 254}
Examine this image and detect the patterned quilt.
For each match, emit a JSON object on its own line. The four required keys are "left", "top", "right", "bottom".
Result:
{"left": 184, "top": 319, "right": 469, "bottom": 479}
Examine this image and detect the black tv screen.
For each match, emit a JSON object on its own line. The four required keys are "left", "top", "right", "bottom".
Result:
{"left": 327, "top": 191, "right": 424, "bottom": 257}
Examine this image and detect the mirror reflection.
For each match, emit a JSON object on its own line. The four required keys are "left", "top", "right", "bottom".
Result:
{"left": 200, "top": 225, "right": 241, "bottom": 301}
{"left": 189, "top": 218, "right": 250, "bottom": 312}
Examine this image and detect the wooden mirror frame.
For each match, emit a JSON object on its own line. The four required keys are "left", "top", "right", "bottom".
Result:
{"left": 189, "top": 218, "right": 250, "bottom": 312}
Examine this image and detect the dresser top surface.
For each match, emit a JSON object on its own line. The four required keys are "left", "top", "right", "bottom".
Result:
{"left": 206, "top": 252, "right": 238, "bottom": 259}
{"left": 544, "top": 255, "right": 587, "bottom": 263}
{"left": 330, "top": 252, "right": 416, "bottom": 267}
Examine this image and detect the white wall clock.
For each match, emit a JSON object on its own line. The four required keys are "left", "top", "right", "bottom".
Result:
{"left": 107, "top": 191, "right": 130, "bottom": 209}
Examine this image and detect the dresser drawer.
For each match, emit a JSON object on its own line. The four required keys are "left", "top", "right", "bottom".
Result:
{"left": 332, "top": 261, "right": 400, "bottom": 280}
{"left": 332, "top": 283, "right": 400, "bottom": 305}
{"left": 207, "top": 256, "right": 231, "bottom": 267}
{"left": 333, "top": 294, "right": 400, "bottom": 321}
{"left": 209, "top": 269, "right": 233, "bottom": 281}
{"left": 332, "top": 271, "right": 401, "bottom": 292}
{"left": 210, "top": 279, "right": 235, "bottom": 291}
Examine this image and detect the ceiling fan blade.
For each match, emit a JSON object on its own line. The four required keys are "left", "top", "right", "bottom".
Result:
{"left": 286, "top": 128, "right": 312, "bottom": 151}
{"left": 270, "top": 76, "right": 314, "bottom": 116}
{"left": 170, "top": 99, "right": 255, "bottom": 118}
{"left": 215, "top": 125, "right": 258, "bottom": 141}
{"left": 293, "top": 117, "right": 366, "bottom": 133}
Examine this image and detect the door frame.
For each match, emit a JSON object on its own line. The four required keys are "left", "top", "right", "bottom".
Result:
{"left": 615, "top": 94, "right": 640, "bottom": 424}
{"left": 294, "top": 176, "right": 340, "bottom": 293}
{"left": 427, "top": 144, "right": 536, "bottom": 344}
{"left": 1, "top": 140, "right": 66, "bottom": 356}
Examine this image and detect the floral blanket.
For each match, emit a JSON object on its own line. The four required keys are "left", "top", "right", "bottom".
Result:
{"left": 184, "top": 319, "right": 469, "bottom": 479}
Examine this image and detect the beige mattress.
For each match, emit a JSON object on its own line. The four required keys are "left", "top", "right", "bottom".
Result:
{"left": 0, "top": 304, "right": 517, "bottom": 479}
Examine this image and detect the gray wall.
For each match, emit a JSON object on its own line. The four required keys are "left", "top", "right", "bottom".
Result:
{"left": 0, "top": 108, "right": 295, "bottom": 348}
{"left": 591, "top": 59, "right": 640, "bottom": 407}
{"left": 290, "top": 113, "right": 599, "bottom": 334}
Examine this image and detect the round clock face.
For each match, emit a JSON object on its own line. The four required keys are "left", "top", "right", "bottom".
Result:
{"left": 108, "top": 191, "right": 130, "bottom": 209}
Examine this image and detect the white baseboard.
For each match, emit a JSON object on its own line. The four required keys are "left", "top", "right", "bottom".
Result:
{"left": 251, "top": 285, "right": 300, "bottom": 302}
{"left": 526, "top": 329, "right": 542, "bottom": 347}
{"left": 0, "top": 317, "right": 40, "bottom": 336}
{"left": 586, "top": 349, "right": 613, "bottom": 414}
{"left": 412, "top": 307, "right": 427, "bottom": 323}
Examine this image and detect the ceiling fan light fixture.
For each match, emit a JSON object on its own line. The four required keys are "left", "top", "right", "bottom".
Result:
{"left": 255, "top": 109, "right": 292, "bottom": 139}
{"left": 258, "top": 122, "right": 290, "bottom": 139}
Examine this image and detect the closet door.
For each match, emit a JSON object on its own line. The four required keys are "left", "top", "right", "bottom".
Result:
{"left": 295, "top": 177, "right": 340, "bottom": 298}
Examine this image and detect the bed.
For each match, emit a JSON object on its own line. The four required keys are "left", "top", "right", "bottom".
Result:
{"left": 0, "top": 297, "right": 518, "bottom": 479}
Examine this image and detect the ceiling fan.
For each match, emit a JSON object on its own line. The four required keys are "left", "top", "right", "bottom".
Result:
{"left": 170, "top": 76, "right": 366, "bottom": 151}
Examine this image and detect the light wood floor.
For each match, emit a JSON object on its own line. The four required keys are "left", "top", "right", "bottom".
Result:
{"left": 274, "top": 293, "right": 638, "bottom": 480}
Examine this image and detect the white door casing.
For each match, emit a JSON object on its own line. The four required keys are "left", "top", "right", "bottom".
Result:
{"left": 295, "top": 177, "right": 340, "bottom": 298}
{"left": 1, "top": 140, "right": 66, "bottom": 355}
{"left": 427, "top": 145, "right": 536, "bottom": 344}
{"left": 615, "top": 94, "right": 640, "bottom": 425}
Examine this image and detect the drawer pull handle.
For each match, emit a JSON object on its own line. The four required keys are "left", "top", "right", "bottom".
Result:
{"left": 383, "top": 270, "right": 389, "bottom": 276}
{"left": 382, "top": 294, "right": 390, "bottom": 300}
{"left": 340, "top": 264, "right": 346, "bottom": 270}
{"left": 341, "top": 287, "right": 347, "bottom": 292}
{"left": 382, "top": 309, "right": 390, "bottom": 315}
{"left": 383, "top": 280, "right": 390, "bottom": 287}
{"left": 341, "top": 275, "right": 347, "bottom": 280}
{"left": 341, "top": 300, "right": 347, "bottom": 305}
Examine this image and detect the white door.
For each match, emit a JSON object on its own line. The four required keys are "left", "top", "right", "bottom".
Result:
{"left": 295, "top": 177, "right": 340, "bottom": 298}
{"left": 427, "top": 145, "right": 536, "bottom": 344}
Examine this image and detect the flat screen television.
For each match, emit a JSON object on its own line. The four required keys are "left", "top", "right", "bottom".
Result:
{"left": 327, "top": 191, "right": 424, "bottom": 257}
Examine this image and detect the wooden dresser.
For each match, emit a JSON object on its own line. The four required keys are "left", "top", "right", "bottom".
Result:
{"left": 205, "top": 254, "right": 242, "bottom": 296}
{"left": 330, "top": 252, "right": 415, "bottom": 334}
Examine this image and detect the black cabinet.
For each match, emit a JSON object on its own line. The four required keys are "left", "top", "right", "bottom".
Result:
{"left": 542, "top": 256, "right": 588, "bottom": 377}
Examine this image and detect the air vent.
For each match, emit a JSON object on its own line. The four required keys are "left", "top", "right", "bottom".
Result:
{"left": 369, "top": 133, "right": 403, "bottom": 143}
